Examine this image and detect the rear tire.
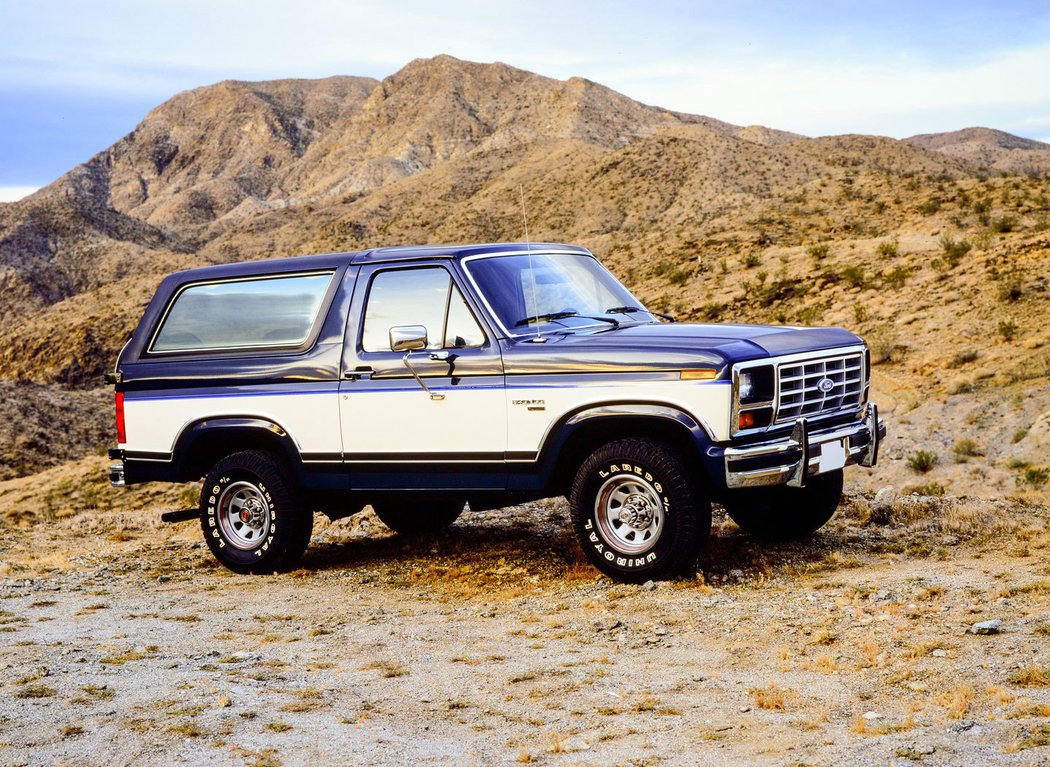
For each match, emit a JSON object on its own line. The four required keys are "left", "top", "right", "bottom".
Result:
{"left": 723, "top": 470, "right": 843, "bottom": 541}
{"left": 371, "top": 496, "right": 465, "bottom": 535}
{"left": 200, "top": 450, "right": 312, "bottom": 574}
{"left": 569, "top": 438, "right": 710, "bottom": 583}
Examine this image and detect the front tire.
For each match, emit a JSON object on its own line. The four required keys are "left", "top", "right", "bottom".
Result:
{"left": 722, "top": 470, "right": 843, "bottom": 541}
{"left": 200, "top": 450, "right": 312, "bottom": 574}
{"left": 569, "top": 438, "right": 710, "bottom": 583}
{"left": 371, "top": 496, "right": 464, "bottom": 536}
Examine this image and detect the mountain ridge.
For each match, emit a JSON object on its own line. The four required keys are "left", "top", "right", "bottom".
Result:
{"left": 1, "top": 54, "right": 1050, "bottom": 502}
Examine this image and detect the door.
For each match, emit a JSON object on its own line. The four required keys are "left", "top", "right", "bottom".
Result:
{"left": 339, "top": 263, "right": 507, "bottom": 490}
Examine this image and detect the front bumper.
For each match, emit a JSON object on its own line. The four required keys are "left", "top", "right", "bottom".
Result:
{"left": 723, "top": 404, "right": 884, "bottom": 489}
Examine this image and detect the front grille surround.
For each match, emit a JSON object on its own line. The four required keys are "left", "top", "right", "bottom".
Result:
{"left": 732, "top": 346, "right": 869, "bottom": 437}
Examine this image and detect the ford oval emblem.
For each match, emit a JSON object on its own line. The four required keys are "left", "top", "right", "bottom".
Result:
{"left": 817, "top": 377, "right": 835, "bottom": 393}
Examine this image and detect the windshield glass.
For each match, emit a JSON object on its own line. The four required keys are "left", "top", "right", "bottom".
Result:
{"left": 464, "top": 253, "right": 653, "bottom": 335}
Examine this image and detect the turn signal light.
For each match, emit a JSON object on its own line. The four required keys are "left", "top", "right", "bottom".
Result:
{"left": 739, "top": 411, "right": 755, "bottom": 430}
{"left": 680, "top": 369, "right": 718, "bottom": 381}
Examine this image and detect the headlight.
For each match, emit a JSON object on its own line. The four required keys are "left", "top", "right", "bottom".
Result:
{"left": 736, "top": 364, "right": 774, "bottom": 405}
{"left": 739, "top": 371, "right": 755, "bottom": 401}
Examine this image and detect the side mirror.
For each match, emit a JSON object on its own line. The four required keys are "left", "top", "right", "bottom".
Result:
{"left": 389, "top": 325, "right": 428, "bottom": 352}
{"left": 389, "top": 325, "right": 444, "bottom": 401}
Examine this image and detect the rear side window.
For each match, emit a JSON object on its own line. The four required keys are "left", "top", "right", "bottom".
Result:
{"left": 150, "top": 272, "right": 334, "bottom": 353}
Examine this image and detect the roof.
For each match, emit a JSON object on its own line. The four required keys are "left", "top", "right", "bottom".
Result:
{"left": 350, "top": 242, "right": 590, "bottom": 264}
{"left": 163, "top": 243, "right": 591, "bottom": 282}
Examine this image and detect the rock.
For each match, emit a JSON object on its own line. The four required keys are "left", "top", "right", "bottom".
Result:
{"left": 641, "top": 580, "right": 657, "bottom": 591}
{"left": 948, "top": 719, "right": 976, "bottom": 734}
{"left": 729, "top": 569, "right": 744, "bottom": 580}
{"left": 870, "top": 590, "right": 893, "bottom": 603}
{"left": 862, "top": 711, "right": 883, "bottom": 721}
{"left": 217, "top": 695, "right": 232, "bottom": 708}
{"left": 738, "top": 706, "right": 751, "bottom": 713}
{"left": 931, "top": 649, "right": 948, "bottom": 657}
{"left": 873, "top": 486, "right": 896, "bottom": 511}
{"left": 229, "top": 651, "right": 262, "bottom": 662}
{"left": 972, "top": 619, "right": 1001, "bottom": 635}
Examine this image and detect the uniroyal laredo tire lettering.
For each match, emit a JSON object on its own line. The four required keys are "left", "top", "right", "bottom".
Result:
{"left": 582, "top": 519, "right": 658, "bottom": 567}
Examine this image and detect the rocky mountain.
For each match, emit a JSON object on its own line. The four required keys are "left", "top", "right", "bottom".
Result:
{"left": 905, "top": 127, "right": 1050, "bottom": 174}
{"left": 1, "top": 54, "right": 1049, "bottom": 500}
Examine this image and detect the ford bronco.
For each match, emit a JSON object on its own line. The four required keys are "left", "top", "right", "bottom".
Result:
{"left": 108, "top": 242, "right": 884, "bottom": 581}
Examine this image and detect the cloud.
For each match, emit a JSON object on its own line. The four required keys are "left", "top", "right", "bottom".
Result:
{"left": 607, "top": 39, "right": 1050, "bottom": 139}
{"left": 0, "top": 187, "right": 40, "bottom": 203}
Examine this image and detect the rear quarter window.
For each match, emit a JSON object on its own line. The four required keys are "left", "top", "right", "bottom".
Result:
{"left": 150, "top": 272, "right": 334, "bottom": 353}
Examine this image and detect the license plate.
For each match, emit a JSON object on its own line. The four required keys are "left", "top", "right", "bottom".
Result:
{"left": 817, "top": 439, "right": 846, "bottom": 474}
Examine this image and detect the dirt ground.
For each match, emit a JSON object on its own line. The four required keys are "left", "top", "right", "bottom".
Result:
{"left": 1, "top": 462, "right": 1048, "bottom": 767}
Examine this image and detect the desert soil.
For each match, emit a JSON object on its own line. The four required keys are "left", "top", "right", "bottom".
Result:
{"left": 1, "top": 464, "right": 1048, "bottom": 767}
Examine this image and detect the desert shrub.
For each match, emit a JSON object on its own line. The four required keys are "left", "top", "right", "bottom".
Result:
{"left": 952, "top": 438, "right": 981, "bottom": 460}
{"left": 841, "top": 265, "right": 867, "bottom": 288}
{"left": 918, "top": 198, "right": 942, "bottom": 215}
{"left": 992, "top": 215, "right": 1018, "bottom": 233}
{"left": 876, "top": 238, "right": 899, "bottom": 257}
{"left": 946, "top": 350, "right": 978, "bottom": 369}
{"left": 651, "top": 259, "right": 692, "bottom": 286}
{"left": 882, "top": 265, "right": 913, "bottom": 289}
{"left": 741, "top": 251, "right": 761, "bottom": 268}
{"left": 1017, "top": 466, "right": 1050, "bottom": 488}
{"left": 939, "top": 235, "right": 972, "bottom": 268}
{"left": 1012, "top": 427, "right": 1029, "bottom": 443}
{"left": 807, "top": 242, "right": 830, "bottom": 261}
{"left": 997, "top": 269, "right": 1024, "bottom": 302}
{"left": 868, "top": 325, "right": 906, "bottom": 364}
{"left": 907, "top": 449, "right": 938, "bottom": 474}
{"left": 912, "top": 481, "right": 947, "bottom": 497}
{"left": 995, "top": 320, "right": 1017, "bottom": 341}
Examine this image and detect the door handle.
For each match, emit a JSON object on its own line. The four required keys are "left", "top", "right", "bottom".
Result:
{"left": 344, "top": 366, "right": 373, "bottom": 381}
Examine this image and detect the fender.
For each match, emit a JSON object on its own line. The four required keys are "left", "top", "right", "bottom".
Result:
{"left": 515, "top": 401, "right": 720, "bottom": 493}
{"left": 173, "top": 416, "right": 304, "bottom": 480}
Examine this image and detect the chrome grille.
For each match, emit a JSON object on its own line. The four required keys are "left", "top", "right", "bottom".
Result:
{"left": 776, "top": 353, "right": 864, "bottom": 424}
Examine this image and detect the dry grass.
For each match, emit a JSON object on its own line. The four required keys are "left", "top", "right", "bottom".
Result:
{"left": 749, "top": 683, "right": 801, "bottom": 712}
{"left": 1008, "top": 667, "right": 1050, "bottom": 688}
{"left": 938, "top": 684, "right": 975, "bottom": 719}
{"left": 357, "top": 660, "right": 409, "bottom": 678}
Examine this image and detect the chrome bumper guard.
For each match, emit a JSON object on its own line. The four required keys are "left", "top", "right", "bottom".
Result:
{"left": 109, "top": 463, "right": 126, "bottom": 488}
{"left": 724, "top": 404, "right": 884, "bottom": 489}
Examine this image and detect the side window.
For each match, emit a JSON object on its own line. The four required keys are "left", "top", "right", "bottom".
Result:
{"left": 361, "top": 267, "right": 485, "bottom": 352}
{"left": 445, "top": 288, "right": 486, "bottom": 349}
{"left": 150, "top": 272, "right": 333, "bottom": 353}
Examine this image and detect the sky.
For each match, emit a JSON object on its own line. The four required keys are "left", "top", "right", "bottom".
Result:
{"left": 2, "top": 0, "right": 1049, "bottom": 201}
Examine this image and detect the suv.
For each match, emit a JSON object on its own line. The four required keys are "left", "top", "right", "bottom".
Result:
{"left": 108, "top": 242, "right": 884, "bottom": 582}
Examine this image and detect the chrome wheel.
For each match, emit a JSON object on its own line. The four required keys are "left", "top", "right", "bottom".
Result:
{"left": 594, "top": 473, "right": 665, "bottom": 555}
{"left": 217, "top": 481, "right": 272, "bottom": 550}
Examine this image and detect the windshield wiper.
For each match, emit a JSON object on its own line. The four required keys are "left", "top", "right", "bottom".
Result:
{"left": 515, "top": 310, "right": 619, "bottom": 328}
{"left": 605, "top": 305, "right": 676, "bottom": 322}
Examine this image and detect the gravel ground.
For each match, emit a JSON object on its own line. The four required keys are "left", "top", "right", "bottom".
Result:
{"left": 1, "top": 492, "right": 1049, "bottom": 767}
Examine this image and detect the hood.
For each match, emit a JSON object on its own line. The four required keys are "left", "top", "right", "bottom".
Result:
{"left": 502, "top": 321, "right": 864, "bottom": 375}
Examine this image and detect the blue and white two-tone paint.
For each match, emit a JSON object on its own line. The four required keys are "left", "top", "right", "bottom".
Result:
{"left": 107, "top": 242, "right": 885, "bottom": 582}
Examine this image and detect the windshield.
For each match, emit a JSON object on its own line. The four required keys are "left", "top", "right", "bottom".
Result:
{"left": 464, "top": 252, "right": 654, "bottom": 335}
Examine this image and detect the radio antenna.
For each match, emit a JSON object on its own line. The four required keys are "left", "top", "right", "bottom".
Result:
{"left": 519, "top": 184, "right": 542, "bottom": 340}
